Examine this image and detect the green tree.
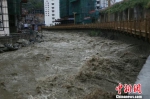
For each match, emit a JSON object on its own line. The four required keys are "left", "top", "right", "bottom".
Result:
{"left": 22, "top": 0, "right": 44, "bottom": 11}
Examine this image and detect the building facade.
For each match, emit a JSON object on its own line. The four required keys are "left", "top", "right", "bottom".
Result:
{"left": 96, "top": 0, "right": 116, "bottom": 10}
{"left": 96, "top": 0, "right": 108, "bottom": 10}
{"left": 0, "top": 0, "right": 28, "bottom": 36}
{"left": 99, "top": 0, "right": 150, "bottom": 22}
{"left": 96, "top": 0, "right": 104, "bottom": 9}
{"left": 7, "top": 0, "right": 28, "bottom": 33}
{"left": 59, "top": 0, "right": 98, "bottom": 24}
{"left": 0, "top": 0, "right": 9, "bottom": 36}
{"left": 44, "top": 0, "right": 60, "bottom": 26}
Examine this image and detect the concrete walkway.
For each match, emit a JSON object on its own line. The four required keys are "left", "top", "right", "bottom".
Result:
{"left": 135, "top": 55, "right": 150, "bottom": 99}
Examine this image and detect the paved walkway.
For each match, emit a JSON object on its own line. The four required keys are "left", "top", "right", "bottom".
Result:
{"left": 135, "top": 55, "right": 150, "bottom": 99}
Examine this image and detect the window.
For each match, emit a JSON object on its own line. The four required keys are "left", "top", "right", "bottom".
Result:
{"left": 97, "top": 1, "right": 100, "bottom": 4}
{"left": 52, "top": 3, "right": 54, "bottom": 5}
{"left": 52, "top": 10, "right": 54, "bottom": 12}
{"left": 52, "top": 17, "right": 55, "bottom": 20}
{"left": 52, "top": 7, "right": 54, "bottom": 9}
{"left": 97, "top": 6, "right": 100, "bottom": 9}
{"left": 52, "top": 14, "right": 55, "bottom": 16}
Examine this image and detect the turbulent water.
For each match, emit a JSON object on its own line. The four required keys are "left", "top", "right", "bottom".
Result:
{"left": 0, "top": 30, "right": 150, "bottom": 99}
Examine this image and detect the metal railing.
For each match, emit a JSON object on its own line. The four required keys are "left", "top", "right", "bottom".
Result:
{"left": 43, "top": 17, "right": 150, "bottom": 40}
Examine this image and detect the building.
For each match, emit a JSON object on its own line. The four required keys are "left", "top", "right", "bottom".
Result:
{"left": 59, "top": 0, "right": 98, "bottom": 24}
{"left": 96, "top": 0, "right": 108, "bottom": 9}
{"left": 44, "top": 0, "right": 60, "bottom": 26}
{"left": 0, "top": 0, "right": 9, "bottom": 36}
{"left": 96, "top": 0, "right": 116, "bottom": 10}
{"left": 58, "top": 0, "right": 117, "bottom": 25}
{"left": 7, "top": 0, "right": 28, "bottom": 33}
{"left": 31, "top": 9, "right": 44, "bottom": 14}
{"left": 0, "top": 0, "right": 28, "bottom": 36}
{"left": 99, "top": 0, "right": 150, "bottom": 22}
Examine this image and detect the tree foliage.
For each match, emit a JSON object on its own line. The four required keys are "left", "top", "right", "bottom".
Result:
{"left": 101, "top": 0, "right": 150, "bottom": 14}
{"left": 22, "top": 0, "right": 44, "bottom": 10}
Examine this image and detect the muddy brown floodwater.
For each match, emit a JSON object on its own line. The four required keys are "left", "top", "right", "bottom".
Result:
{"left": 0, "top": 30, "right": 150, "bottom": 99}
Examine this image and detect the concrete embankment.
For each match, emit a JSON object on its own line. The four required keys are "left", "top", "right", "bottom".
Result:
{"left": 134, "top": 55, "right": 150, "bottom": 99}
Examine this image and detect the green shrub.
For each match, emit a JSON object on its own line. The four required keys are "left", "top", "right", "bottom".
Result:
{"left": 89, "top": 30, "right": 99, "bottom": 37}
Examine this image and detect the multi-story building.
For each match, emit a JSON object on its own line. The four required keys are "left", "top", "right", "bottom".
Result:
{"left": 7, "top": 0, "right": 28, "bottom": 33}
{"left": 96, "top": 0, "right": 107, "bottom": 9}
{"left": 59, "top": 0, "right": 97, "bottom": 24}
{"left": 96, "top": 0, "right": 116, "bottom": 10}
{"left": 0, "top": 0, "right": 28, "bottom": 36}
{"left": 44, "top": 0, "right": 60, "bottom": 26}
{"left": 0, "top": 0, "right": 9, "bottom": 36}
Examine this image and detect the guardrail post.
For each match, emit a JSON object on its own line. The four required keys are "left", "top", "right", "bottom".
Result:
{"left": 139, "top": 18, "right": 141, "bottom": 38}
{"left": 116, "top": 21, "right": 118, "bottom": 30}
{"left": 127, "top": 20, "right": 128, "bottom": 33}
{"left": 148, "top": 18, "right": 150, "bottom": 42}
{"left": 129, "top": 20, "right": 131, "bottom": 34}
{"left": 149, "top": 17, "right": 150, "bottom": 35}
{"left": 120, "top": 20, "right": 121, "bottom": 31}
{"left": 145, "top": 17, "right": 148, "bottom": 40}
{"left": 123, "top": 21, "right": 124, "bottom": 31}
{"left": 134, "top": 18, "right": 136, "bottom": 36}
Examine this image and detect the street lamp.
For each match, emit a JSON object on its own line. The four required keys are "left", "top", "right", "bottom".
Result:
{"left": 73, "top": 12, "right": 77, "bottom": 25}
